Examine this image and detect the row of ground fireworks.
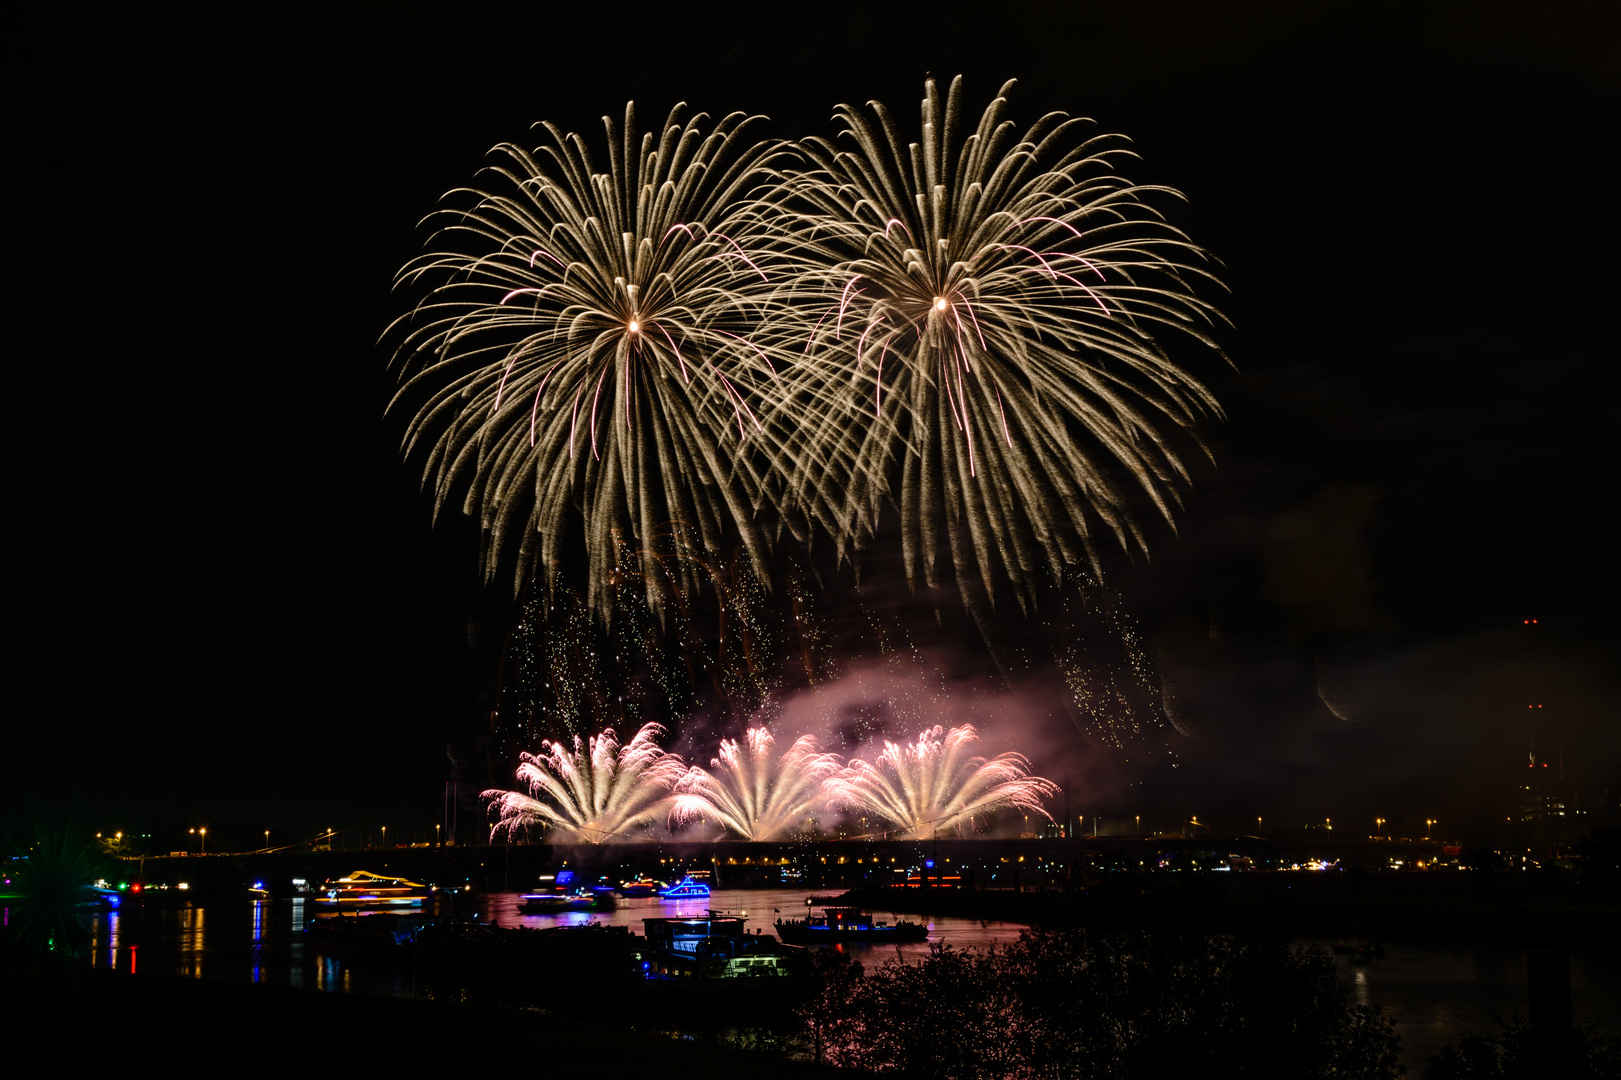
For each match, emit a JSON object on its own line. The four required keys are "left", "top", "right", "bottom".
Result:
{"left": 483, "top": 723, "right": 1057, "bottom": 843}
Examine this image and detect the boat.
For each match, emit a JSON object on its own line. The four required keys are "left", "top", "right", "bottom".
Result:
{"left": 773, "top": 906, "right": 928, "bottom": 945}
{"left": 416, "top": 921, "right": 643, "bottom": 998}
{"left": 517, "top": 889, "right": 615, "bottom": 914}
{"left": 633, "top": 913, "right": 809, "bottom": 1021}
{"left": 639, "top": 914, "right": 805, "bottom": 979}
{"left": 641, "top": 912, "right": 748, "bottom": 954}
{"left": 516, "top": 870, "right": 616, "bottom": 914}
{"left": 657, "top": 875, "right": 711, "bottom": 900}
{"left": 311, "top": 870, "right": 431, "bottom": 909}
{"left": 304, "top": 910, "right": 443, "bottom": 948}
{"left": 617, "top": 877, "right": 663, "bottom": 898}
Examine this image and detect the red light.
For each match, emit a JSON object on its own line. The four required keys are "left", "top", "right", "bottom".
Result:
{"left": 131, "top": 882, "right": 143, "bottom": 894}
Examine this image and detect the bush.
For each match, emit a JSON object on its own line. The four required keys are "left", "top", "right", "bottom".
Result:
{"left": 1424, "top": 1016, "right": 1620, "bottom": 1079}
{"left": 798, "top": 928, "right": 1403, "bottom": 1079}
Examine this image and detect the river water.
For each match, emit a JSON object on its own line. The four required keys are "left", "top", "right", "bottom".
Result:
{"left": 74, "top": 887, "right": 1620, "bottom": 1074}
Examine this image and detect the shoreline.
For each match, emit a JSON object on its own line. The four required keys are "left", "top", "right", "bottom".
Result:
{"left": 833, "top": 878, "right": 1620, "bottom": 949}
{"left": 6, "top": 966, "right": 836, "bottom": 1069}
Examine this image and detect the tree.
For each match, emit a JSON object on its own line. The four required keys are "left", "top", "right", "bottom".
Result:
{"left": 1425, "top": 1016, "right": 1620, "bottom": 1079}
{"left": 798, "top": 928, "right": 1403, "bottom": 1079}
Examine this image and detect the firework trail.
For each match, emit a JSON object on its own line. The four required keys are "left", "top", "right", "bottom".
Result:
{"left": 502, "top": 539, "right": 777, "bottom": 747}
{"left": 761, "top": 77, "right": 1225, "bottom": 613}
{"left": 669, "top": 727, "right": 842, "bottom": 840}
{"left": 388, "top": 105, "right": 801, "bottom": 612}
{"left": 482, "top": 723, "right": 686, "bottom": 843}
{"left": 826, "top": 723, "right": 1059, "bottom": 838}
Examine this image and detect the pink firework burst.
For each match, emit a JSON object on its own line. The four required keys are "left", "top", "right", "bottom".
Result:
{"left": 826, "top": 724, "right": 1059, "bottom": 839}
{"left": 482, "top": 723, "right": 686, "bottom": 844}
{"left": 669, "top": 727, "right": 843, "bottom": 841}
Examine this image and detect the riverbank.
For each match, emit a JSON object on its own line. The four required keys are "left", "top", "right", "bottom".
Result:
{"left": 837, "top": 875, "right": 1620, "bottom": 948}
{"left": 4, "top": 966, "right": 840, "bottom": 1071}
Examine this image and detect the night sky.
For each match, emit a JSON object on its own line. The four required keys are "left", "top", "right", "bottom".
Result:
{"left": 7, "top": 3, "right": 1617, "bottom": 845}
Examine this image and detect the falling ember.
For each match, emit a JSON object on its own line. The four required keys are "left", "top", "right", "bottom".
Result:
{"left": 669, "top": 728, "right": 842, "bottom": 841}
{"left": 825, "top": 724, "right": 1060, "bottom": 839}
{"left": 482, "top": 723, "right": 686, "bottom": 844}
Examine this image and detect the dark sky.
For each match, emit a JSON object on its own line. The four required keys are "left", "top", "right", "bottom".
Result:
{"left": 6, "top": 2, "right": 1617, "bottom": 844}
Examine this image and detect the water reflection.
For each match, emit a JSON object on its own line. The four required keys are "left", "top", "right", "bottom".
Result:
{"left": 1320, "top": 941, "right": 1621, "bottom": 1076}
{"left": 474, "top": 886, "right": 1025, "bottom": 961}
{"left": 75, "top": 888, "right": 1619, "bottom": 1071}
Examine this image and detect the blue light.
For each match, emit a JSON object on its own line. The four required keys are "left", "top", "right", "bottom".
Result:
{"left": 925, "top": 860, "right": 935, "bottom": 868}
{"left": 658, "top": 875, "right": 711, "bottom": 899}
{"left": 556, "top": 870, "right": 575, "bottom": 885}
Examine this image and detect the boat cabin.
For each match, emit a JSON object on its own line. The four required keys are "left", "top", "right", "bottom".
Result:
{"left": 641, "top": 913, "right": 748, "bottom": 954}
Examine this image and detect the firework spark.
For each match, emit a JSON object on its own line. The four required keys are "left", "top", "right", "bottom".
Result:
{"left": 388, "top": 105, "right": 801, "bottom": 611}
{"left": 669, "top": 727, "right": 842, "bottom": 840}
{"left": 482, "top": 723, "right": 686, "bottom": 843}
{"left": 762, "top": 77, "right": 1225, "bottom": 612}
{"left": 826, "top": 724, "right": 1058, "bottom": 838}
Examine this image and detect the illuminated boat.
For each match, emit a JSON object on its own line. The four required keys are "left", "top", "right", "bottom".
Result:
{"left": 641, "top": 912, "right": 746, "bottom": 954}
{"left": 517, "top": 889, "right": 615, "bottom": 914}
{"left": 517, "top": 893, "right": 574, "bottom": 914}
{"left": 617, "top": 877, "right": 663, "bottom": 898}
{"left": 773, "top": 906, "right": 928, "bottom": 945}
{"left": 657, "top": 875, "right": 711, "bottom": 900}
{"left": 639, "top": 914, "right": 803, "bottom": 979}
{"left": 635, "top": 914, "right": 809, "bottom": 1023}
{"left": 312, "top": 870, "right": 431, "bottom": 908}
{"left": 517, "top": 870, "right": 616, "bottom": 914}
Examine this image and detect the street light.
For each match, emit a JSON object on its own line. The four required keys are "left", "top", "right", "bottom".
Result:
{"left": 381, "top": 825, "right": 386, "bottom": 850}
{"left": 1136, "top": 815, "right": 1141, "bottom": 837}
{"left": 200, "top": 827, "right": 206, "bottom": 854}
{"left": 1425, "top": 818, "right": 1436, "bottom": 838}
{"left": 1375, "top": 818, "right": 1385, "bottom": 838}
{"left": 436, "top": 823, "right": 441, "bottom": 847}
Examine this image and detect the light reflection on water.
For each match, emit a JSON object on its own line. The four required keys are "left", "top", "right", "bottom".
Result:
{"left": 474, "top": 886, "right": 1026, "bottom": 961}
{"left": 1314, "top": 940, "right": 1621, "bottom": 1076}
{"left": 76, "top": 888, "right": 1619, "bottom": 1070}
